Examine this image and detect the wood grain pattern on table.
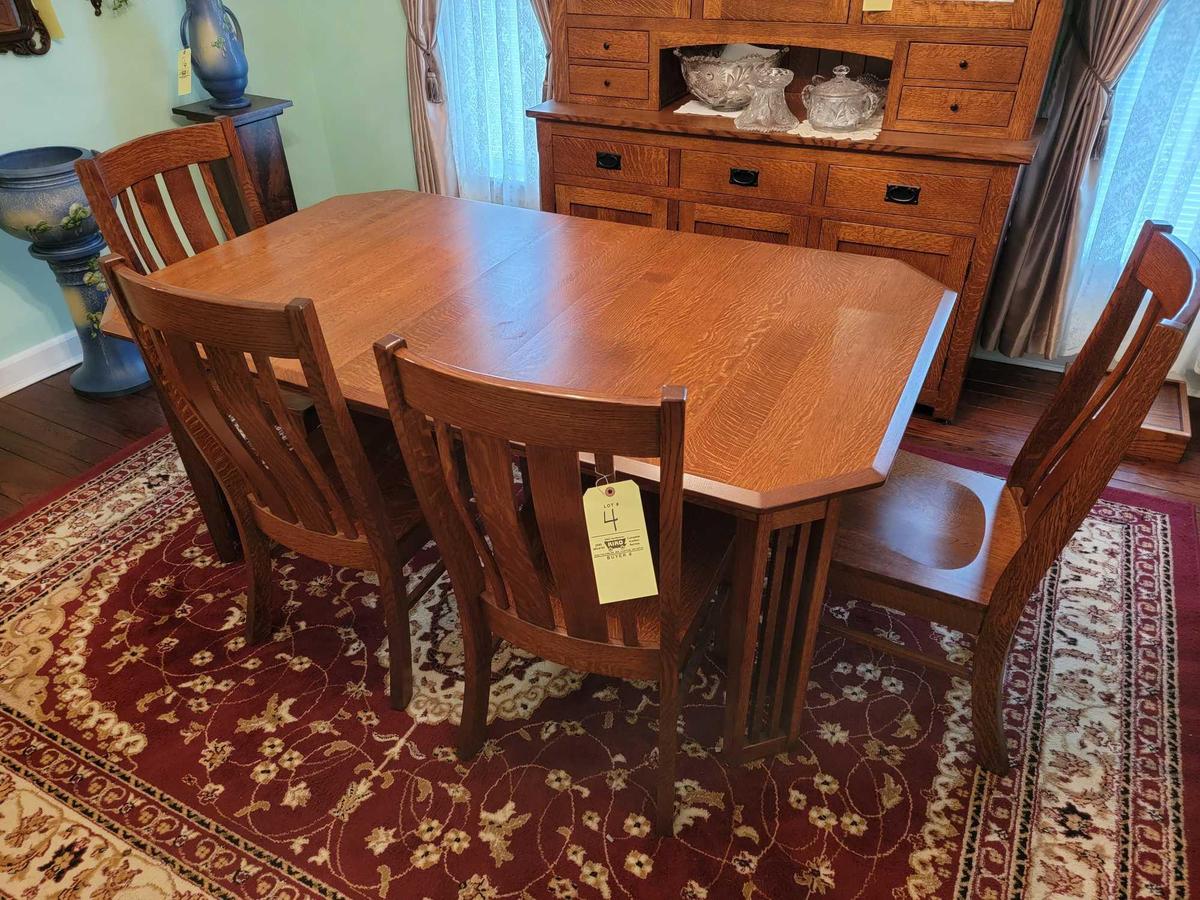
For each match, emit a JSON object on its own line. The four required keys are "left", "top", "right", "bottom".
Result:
{"left": 103, "top": 190, "right": 953, "bottom": 513}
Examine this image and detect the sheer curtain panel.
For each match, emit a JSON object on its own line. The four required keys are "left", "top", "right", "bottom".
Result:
{"left": 437, "top": 0, "right": 548, "bottom": 209}
{"left": 1060, "top": 0, "right": 1200, "bottom": 381}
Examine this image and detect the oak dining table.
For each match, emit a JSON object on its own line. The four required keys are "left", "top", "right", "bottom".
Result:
{"left": 101, "top": 189, "right": 954, "bottom": 763}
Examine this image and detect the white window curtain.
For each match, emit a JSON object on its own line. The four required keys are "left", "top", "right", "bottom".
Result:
{"left": 436, "top": 0, "right": 548, "bottom": 209}
{"left": 1060, "top": 0, "right": 1200, "bottom": 381}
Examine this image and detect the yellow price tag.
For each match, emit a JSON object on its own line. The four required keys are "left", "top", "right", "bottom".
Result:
{"left": 177, "top": 48, "right": 193, "bottom": 97}
{"left": 862, "top": 0, "right": 894, "bottom": 10}
{"left": 582, "top": 480, "right": 658, "bottom": 605}
{"left": 32, "top": 0, "right": 65, "bottom": 40}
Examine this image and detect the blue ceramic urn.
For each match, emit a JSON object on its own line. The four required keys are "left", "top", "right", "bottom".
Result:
{"left": 181, "top": 0, "right": 250, "bottom": 110}
{"left": 0, "top": 146, "right": 149, "bottom": 397}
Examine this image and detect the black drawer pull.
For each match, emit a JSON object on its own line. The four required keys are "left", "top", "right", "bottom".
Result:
{"left": 595, "top": 151, "right": 622, "bottom": 171}
{"left": 729, "top": 167, "right": 760, "bottom": 188}
{"left": 950, "top": 103, "right": 961, "bottom": 113}
{"left": 885, "top": 184, "right": 922, "bottom": 205}
{"left": 959, "top": 59, "right": 970, "bottom": 69}
{"left": 603, "top": 41, "right": 612, "bottom": 50}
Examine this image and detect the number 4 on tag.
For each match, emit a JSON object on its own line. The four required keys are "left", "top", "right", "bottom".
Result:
{"left": 582, "top": 480, "right": 658, "bottom": 605}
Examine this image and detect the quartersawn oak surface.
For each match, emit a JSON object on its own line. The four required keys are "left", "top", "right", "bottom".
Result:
{"left": 102, "top": 190, "right": 953, "bottom": 513}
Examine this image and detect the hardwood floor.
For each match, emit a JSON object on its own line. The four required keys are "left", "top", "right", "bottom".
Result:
{"left": 0, "top": 370, "right": 165, "bottom": 519}
{"left": 0, "top": 359, "right": 1196, "bottom": 524}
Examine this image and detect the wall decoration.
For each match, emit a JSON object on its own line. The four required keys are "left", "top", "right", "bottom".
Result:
{"left": 0, "top": 147, "right": 149, "bottom": 397}
{"left": 0, "top": 0, "right": 50, "bottom": 54}
{"left": 181, "top": 0, "right": 250, "bottom": 109}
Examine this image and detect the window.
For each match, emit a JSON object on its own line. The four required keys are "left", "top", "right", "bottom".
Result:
{"left": 437, "top": 0, "right": 548, "bottom": 209}
{"left": 1062, "top": 0, "right": 1200, "bottom": 379}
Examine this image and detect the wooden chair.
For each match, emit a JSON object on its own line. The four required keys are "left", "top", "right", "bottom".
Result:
{"left": 374, "top": 336, "right": 735, "bottom": 835}
{"left": 828, "top": 221, "right": 1200, "bottom": 774}
{"left": 76, "top": 118, "right": 264, "bottom": 273}
{"left": 78, "top": 120, "right": 297, "bottom": 566}
{"left": 103, "top": 256, "right": 442, "bottom": 710}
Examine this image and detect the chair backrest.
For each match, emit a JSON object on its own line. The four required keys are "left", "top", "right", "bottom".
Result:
{"left": 103, "top": 255, "right": 390, "bottom": 566}
{"left": 78, "top": 119, "right": 265, "bottom": 275}
{"left": 1000, "top": 222, "right": 1200, "bottom": 601}
{"left": 374, "top": 335, "right": 685, "bottom": 653}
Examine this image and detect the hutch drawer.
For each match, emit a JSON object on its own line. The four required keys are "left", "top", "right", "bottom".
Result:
{"left": 567, "top": 28, "right": 649, "bottom": 63}
{"left": 897, "top": 86, "right": 1016, "bottom": 127}
{"left": 823, "top": 164, "right": 991, "bottom": 224}
{"left": 702, "top": 0, "right": 850, "bottom": 22}
{"left": 905, "top": 42, "right": 1027, "bottom": 84}
{"left": 861, "top": 0, "right": 1040, "bottom": 29}
{"left": 552, "top": 134, "right": 670, "bottom": 186}
{"left": 679, "top": 150, "right": 816, "bottom": 203}
{"left": 568, "top": 65, "right": 649, "bottom": 100}
{"left": 566, "top": 0, "right": 688, "bottom": 15}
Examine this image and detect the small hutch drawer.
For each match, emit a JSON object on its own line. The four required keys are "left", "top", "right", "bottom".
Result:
{"left": 823, "top": 165, "right": 991, "bottom": 224}
{"left": 567, "top": 28, "right": 650, "bottom": 63}
{"left": 897, "top": 86, "right": 1016, "bottom": 127}
{"left": 679, "top": 150, "right": 816, "bottom": 203}
{"left": 905, "top": 43, "right": 1027, "bottom": 84}
{"left": 568, "top": 65, "right": 649, "bottom": 100}
{"left": 566, "top": 0, "right": 689, "bottom": 15}
{"left": 552, "top": 135, "right": 669, "bottom": 186}
{"left": 702, "top": 0, "right": 850, "bottom": 23}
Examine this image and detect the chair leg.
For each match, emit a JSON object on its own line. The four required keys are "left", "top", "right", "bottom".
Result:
{"left": 457, "top": 603, "right": 493, "bottom": 761}
{"left": 972, "top": 621, "right": 1015, "bottom": 776}
{"left": 378, "top": 559, "right": 414, "bottom": 711}
{"left": 242, "top": 524, "right": 273, "bottom": 644}
{"left": 655, "top": 669, "right": 681, "bottom": 837}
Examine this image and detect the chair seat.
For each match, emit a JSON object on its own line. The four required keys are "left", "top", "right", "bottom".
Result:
{"left": 831, "top": 451, "right": 1024, "bottom": 630}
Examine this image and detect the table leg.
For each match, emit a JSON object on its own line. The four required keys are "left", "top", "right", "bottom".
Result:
{"left": 722, "top": 500, "right": 841, "bottom": 764}
{"left": 162, "top": 403, "right": 242, "bottom": 564}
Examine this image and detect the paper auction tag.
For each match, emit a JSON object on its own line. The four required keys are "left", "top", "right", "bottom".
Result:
{"left": 177, "top": 48, "right": 193, "bottom": 96}
{"left": 583, "top": 481, "right": 658, "bottom": 605}
{"left": 862, "top": 0, "right": 894, "bottom": 10}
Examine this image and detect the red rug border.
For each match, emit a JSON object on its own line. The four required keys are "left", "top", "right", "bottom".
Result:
{"left": 0, "top": 426, "right": 171, "bottom": 534}
{"left": 904, "top": 438, "right": 1200, "bottom": 897}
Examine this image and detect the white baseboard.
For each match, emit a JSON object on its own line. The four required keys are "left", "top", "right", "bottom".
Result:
{"left": 0, "top": 331, "right": 83, "bottom": 399}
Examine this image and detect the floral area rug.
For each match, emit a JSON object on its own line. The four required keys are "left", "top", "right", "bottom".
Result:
{"left": 0, "top": 434, "right": 1196, "bottom": 899}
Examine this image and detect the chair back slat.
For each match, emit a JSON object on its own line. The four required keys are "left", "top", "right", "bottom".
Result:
{"left": 1009, "top": 222, "right": 1200, "bottom": 530}
{"left": 526, "top": 444, "right": 610, "bottom": 641}
{"left": 460, "top": 430, "right": 558, "bottom": 629}
{"left": 131, "top": 175, "right": 190, "bottom": 265}
{"left": 377, "top": 337, "right": 684, "bottom": 652}
{"left": 103, "top": 256, "right": 381, "bottom": 548}
{"left": 77, "top": 118, "right": 265, "bottom": 275}
{"left": 161, "top": 165, "right": 221, "bottom": 255}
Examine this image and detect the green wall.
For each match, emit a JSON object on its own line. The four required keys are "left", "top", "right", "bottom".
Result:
{"left": 0, "top": 0, "right": 416, "bottom": 364}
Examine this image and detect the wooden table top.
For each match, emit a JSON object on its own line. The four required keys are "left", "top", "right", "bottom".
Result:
{"left": 103, "top": 190, "right": 954, "bottom": 513}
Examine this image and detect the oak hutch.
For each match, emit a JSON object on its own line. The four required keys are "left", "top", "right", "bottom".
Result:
{"left": 528, "top": 0, "right": 1065, "bottom": 420}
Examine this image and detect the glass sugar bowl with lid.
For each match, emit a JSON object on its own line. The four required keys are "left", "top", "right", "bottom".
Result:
{"left": 800, "top": 65, "right": 882, "bottom": 131}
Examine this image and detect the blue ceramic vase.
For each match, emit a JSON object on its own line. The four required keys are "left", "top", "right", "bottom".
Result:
{"left": 0, "top": 147, "right": 149, "bottom": 397}
{"left": 181, "top": 0, "right": 250, "bottom": 110}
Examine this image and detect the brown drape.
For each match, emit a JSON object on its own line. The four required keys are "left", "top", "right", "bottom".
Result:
{"left": 401, "top": 0, "right": 459, "bottom": 196}
{"left": 980, "top": 0, "right": 1166, "bottom": 358}
{"left": 528, "top": 0, "right": 556, "bottom": 101}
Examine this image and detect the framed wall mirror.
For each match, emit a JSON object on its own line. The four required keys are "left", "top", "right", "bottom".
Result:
{"left": 0, "top": 0, "right": 50, "bottom": 55}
